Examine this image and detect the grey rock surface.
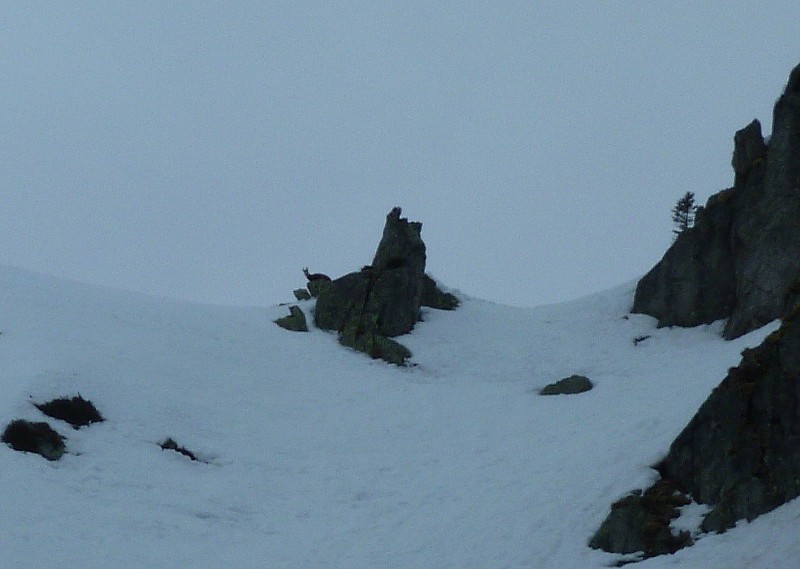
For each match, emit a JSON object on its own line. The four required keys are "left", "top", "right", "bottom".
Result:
{"left": 540, "top": 374, "right": 593, "bottom": 396}
{"left": 658, "top": 311, "right": 800, "bottom": 532}
{"left": 593, "top": 305, "right": 800, "bottom": 556}
{"left": 589, "top": 480, "right": 692, "bottom": 558}
{"left": 633, "top": 63, "right": 800, "bottom": 339}
{"left": 274, "top": 305, "right": 308, "bottom": 332}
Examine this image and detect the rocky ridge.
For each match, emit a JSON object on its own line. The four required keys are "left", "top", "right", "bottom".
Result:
{"left": 593, "top": 62, "right": 800, "bottom": 561}
{"left": 633, "top": 63, "right": 800, "bottom": 340}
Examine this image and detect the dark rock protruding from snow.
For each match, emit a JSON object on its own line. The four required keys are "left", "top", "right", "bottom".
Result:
{"left": 314, "top": 207, "right": 457, "bottom": 365}
{"left": 633, "top": 62, "right": 800, "bottom": 339}
{"left": 35, "top": 395, "right": 104, "bottom": 429}
{"left": 589, "top": 479, "right": 692, "bottom": 558}
{"left": 593, "top": 301, "right": 800, "bottom": 557}
{"left": 421, "top": 274, "right": 459, "bottom": 311}
{"left": 539, "top": 374, "right": 593, "bottom": 395}
{"left": 293, "top": 288, "right": 312, "bottom": 301}
{"left": 657, "top": 308, "right": 800, "bottom": 533}
{"left": 2, "top": 419, "right": 66, "bottom": 461}
{"left": 160, "top": 438, "right": 199, "bottom": 461}
{"left": 275, "top": 305, "right": 309, "bottom": 332}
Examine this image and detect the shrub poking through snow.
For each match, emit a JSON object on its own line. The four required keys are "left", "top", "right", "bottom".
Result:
{"left": 2, "top": 419, "right": 66, "bottom": 461}
{"left": 160, "top": 438, "right": 199, "bottom": 461}
{"left": 35, "top": 395, "right": 104, "bottom": 429}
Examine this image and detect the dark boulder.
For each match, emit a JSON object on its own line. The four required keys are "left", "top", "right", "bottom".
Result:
{"left": 633, "top": 63, "right": 800, "bottom": 339}
{"left": 421, "top": 274, "right": 460, "bottom": 311}
{"left": 314, "top": 207, "right": 457, "bottom": 365}
{"left": 540, "top": 374, "right": 593, "bottom": 396}
{"left": 2, "top": 419, "right": 66, "bottom": 461}
{"left": 589, "top": 479, "right": 692, "bottom": 558}
{"left": 293, "top": 288, "right": 312, "bottom": 301}
{"left": 592, "top": 304, "right": 800, "bottom": 557}
{"left": 275, "top": 305, "right": 309, "bottom": 332}
{"left": 657, "top": 309, "right": 800, "bottom": 533}
{"left": 35, "top": 395, "right": 104, "bottom": 429}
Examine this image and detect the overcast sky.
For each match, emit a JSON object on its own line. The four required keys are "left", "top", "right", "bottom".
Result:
{"left": 2, "top": 3, "right": 800, "bottom": 308}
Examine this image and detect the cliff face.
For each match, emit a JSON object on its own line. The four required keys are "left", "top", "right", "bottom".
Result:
{"left": 592, "top": 63, "right": 800, "bottom": 560}
{"left": 633, "top": 63, "right": 800, "bottom": 340}
{"left": 657, "top": 308, "right": 800, "bottom": 533}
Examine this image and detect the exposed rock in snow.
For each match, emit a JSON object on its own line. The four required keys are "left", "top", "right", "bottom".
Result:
{"left": 633, "top": 62, "right": 800, "bottom": 340}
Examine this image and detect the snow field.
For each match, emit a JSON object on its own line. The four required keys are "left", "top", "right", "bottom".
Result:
{"left": 0, "top": 267, "right": 792, "bottom": 568}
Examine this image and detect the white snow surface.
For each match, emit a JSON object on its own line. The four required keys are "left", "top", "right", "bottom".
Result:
{"left": 0, "top": 265, "right": 796, "bottom": 568}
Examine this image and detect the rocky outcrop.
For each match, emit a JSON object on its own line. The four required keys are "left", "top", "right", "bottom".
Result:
{"left": 421, "top": 274, "right": 459, "bottom": 311}
{"left": 274, "top": 305, "right": 309, "bottom": 332}
{"left": 633, "top": 63, "right": 800, "bottom": 339}
{"left": 594, "top": 64, "right": 800, "bottom": 559}
{"left": 293, "top": 288, "right": 312, "bottom": 301}
{"left": 314, "top": 207, "right": 457, "bottom": 364}
{"left": 589, "top": 479, "right": 692, "bottom": 558}
{"left": 540, "top": 374, "right": 593, "bottom": 395}
{"left": 657, "top": 307, "right": 800, "bottom": 533}
{"left": 592, "top": 300, "right": 800, "bottom": 557}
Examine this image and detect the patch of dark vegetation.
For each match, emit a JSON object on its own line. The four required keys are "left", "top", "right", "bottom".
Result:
{"left": 160, "top": 438, "right": 199, "bottom": 462}
{"left": 35, "top": 395, "right": 104, "bottom": 429}
{"left": 2, "top": 419, "right": 66, "bottom": 461}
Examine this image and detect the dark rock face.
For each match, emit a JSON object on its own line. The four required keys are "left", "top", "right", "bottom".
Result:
{"left": 2, "top": 419, "right": 66, "bottom": 461}
{"left": 592, "top": 304, "right": 800, "bottom": 557}
{"left": 275, "top": 305, "right": 309, "bottom": 332}
{"left": 35, "top": 395, "right": 104, "bottom": 429}
{"left": 633, "top": 63, "right": 800, "bottom": 339}
{"left": 657, "top": 310, "right": 800, "bottom": 533}
{"left": 293, "top": 288, "right": 312, "bottom": 301}
{"left": 540, "top": 374, "right": 593, "bottom": 395}
{"left": 314, "top": 207, "right": 457, "bottom": 365}
{"left": 589, "top": 479, "right": 692, "bottom": 558}
{"left": 421, "top": 274, "right": 460, "bottom": 311}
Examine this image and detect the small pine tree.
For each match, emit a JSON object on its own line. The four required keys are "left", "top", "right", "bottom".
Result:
{"left": 672, "top": 191, "right": 697, "bottom": 237}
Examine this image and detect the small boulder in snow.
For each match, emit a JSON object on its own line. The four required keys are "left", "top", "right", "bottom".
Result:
{"left": 293, "top": 288, "right": 312, "bottom": 301}
{"left": 540, "top": 374, "right": 593, "bottom": 396}
{"left": 275, "top": 305, "right": 309, "bottom": 332}
{"left": 589, "top": 479, "right": 693, "bottom": 559}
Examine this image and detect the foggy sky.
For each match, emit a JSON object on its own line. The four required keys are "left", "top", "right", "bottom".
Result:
{"left": 3, "top": 3, "right": 800, "bottom": 308}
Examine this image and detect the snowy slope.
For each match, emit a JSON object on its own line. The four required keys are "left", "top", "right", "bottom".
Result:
{"left": 0, "top": 265, "right": 795, "bottom": 568}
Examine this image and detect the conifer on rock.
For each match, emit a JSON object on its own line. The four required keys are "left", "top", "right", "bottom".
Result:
{"left": 671, "top": 191, "right": 697, "bottom": 237}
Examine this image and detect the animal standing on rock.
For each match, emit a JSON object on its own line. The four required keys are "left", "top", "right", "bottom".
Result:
{"left": 303, "top": 267, "right": 331, "bottom": 282}
{"left": 303, "top": 267, "right": 331, "bottom": 297}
